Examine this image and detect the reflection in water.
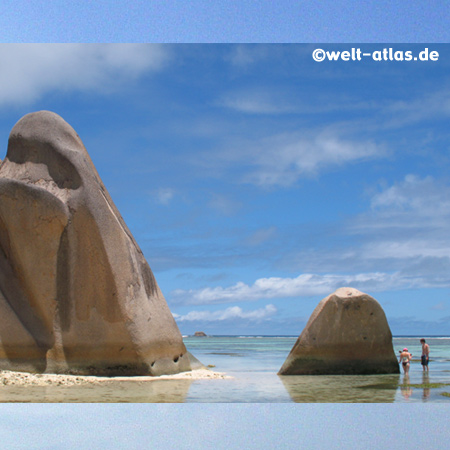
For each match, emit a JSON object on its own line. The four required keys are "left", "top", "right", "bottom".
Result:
{"left": 400, "top": 374, "right": 413, "bottom": 400}
{"left": 422, "top": 372, "right": 430, "bottom": 401}
{"left": 0, "top": 379, "right": 193, "bottom": 403}
{"left": 279, "top": 374, "right": 400, "bottom": 403}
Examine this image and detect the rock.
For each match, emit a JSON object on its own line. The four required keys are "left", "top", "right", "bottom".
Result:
{"left": 194, "top": 331, "right": 207, "bottom": 337}
{"left": 0, "top": 111, "right": 191, "bottom": 376}
{"left": 186, "top": 351, "right": 206, "bottom": 370}
{"left": 278, "top": 287, "right": 400, "bottom": 375}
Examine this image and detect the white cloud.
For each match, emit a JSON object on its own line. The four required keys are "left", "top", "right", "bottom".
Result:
{"left": 0, "top": 44, "right": 169, "bottom": 106}
{"left": 170, "top": 271, "right": 428, "bottom": 305}
{"left": 172, "top": 304, "right": 277, "bottom": 322}
{"left": 241, "top": 131, "right": 384, "bottom": 187}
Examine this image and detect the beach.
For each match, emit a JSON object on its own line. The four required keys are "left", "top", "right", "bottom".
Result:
{"left": 0, "top": 336, "right": 448, "bottom": 402}
{"left": 0, "top": 367, "right": 231, "bottom": 403}
{"left": 0, "top": 368, "right": 230, "bottom": 387}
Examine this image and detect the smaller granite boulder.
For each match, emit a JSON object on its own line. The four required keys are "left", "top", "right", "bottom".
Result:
{"left": 279, "top": 287, "right": 400, "bottom": 375}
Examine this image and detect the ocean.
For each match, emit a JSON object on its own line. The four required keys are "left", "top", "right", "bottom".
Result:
{"left": 183, "top": 335, "right": 450, "bottom": 403}
{"left": 0, "top": 336, "right": 449, "bottom": 402}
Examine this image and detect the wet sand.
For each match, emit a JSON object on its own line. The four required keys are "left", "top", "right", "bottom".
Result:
{"left": 0, "top": 368, "right": 231, "bottom": 387}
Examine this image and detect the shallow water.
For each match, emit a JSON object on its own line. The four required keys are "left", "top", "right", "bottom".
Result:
{"left": 183, "top": 336, "right": 450, "bottom": 403}
{"left": 1, "top": 336, "right": 449, "bottom": 402}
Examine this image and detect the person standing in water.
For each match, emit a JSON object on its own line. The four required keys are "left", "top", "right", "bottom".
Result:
{"left": 399, "top": 348, "right": 412, "bottom": 374}
{"left": 420, "top": 338, "right": 430, "bottom": 371}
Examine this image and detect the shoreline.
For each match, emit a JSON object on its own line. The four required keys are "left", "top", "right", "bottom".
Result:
{"left": 0, "top": 368, "right": 231, "bottom": 387}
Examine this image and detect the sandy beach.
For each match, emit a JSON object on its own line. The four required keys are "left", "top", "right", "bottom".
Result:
{"left": 0, "top": 368, "right": 231, "bottom": 387}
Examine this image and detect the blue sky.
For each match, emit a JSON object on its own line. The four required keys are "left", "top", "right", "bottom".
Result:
{"left": 0, "top": 44, "right": 449, "bottom": 336}
{"left": 1, "top": 1, "right": 450, "bottom": 43}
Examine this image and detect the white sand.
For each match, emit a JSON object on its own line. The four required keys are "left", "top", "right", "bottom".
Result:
{"left": 0, "top": 368, "right": 231, "bottom": 386}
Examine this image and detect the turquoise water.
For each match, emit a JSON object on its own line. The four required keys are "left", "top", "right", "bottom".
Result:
{"left": 0, "top": 336, "right": 449, "bottom": 402}
{"left": 183, "top": 335, "right": 450, "bottom": 403}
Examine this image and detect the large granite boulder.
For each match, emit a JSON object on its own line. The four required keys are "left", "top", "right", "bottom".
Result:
{"left": 279, "top": 287, "right": 399, "bottom": 375}
{"left": 0, "top": 111, "right": 191, "bottom": 376}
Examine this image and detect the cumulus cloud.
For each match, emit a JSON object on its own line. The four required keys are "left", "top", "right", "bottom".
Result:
{"left": 170, "top": 271, "right": 430, "bottom": 305}
{"left": 172, "top": 304, "right": 277, "bottom": 322}
{"left": 0, "top": 44, "right": 169, "bottom": 106}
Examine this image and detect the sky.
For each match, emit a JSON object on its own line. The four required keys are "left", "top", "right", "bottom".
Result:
{"left": 0, "top": 44, "right": 449, "bottom": 336}
{"left": 1, "top": 0, "right": 450, "bottom": 43}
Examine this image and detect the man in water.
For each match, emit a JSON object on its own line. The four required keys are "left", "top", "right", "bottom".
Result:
{"left": 420, "top": 338, "right": 430, "bottom": 371}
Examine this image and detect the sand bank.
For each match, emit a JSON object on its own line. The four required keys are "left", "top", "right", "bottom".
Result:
{"left": 0, "top": 369, "right": 231, "bottom": 387}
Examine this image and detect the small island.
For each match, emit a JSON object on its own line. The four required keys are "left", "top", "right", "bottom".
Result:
{"left": 194, "top": 331, "right": 207, "bottom": 337}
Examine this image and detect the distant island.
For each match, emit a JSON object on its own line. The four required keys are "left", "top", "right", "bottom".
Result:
{"left": 194, "top": 331, "right": 207, "bottom": 337}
